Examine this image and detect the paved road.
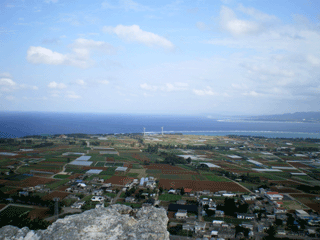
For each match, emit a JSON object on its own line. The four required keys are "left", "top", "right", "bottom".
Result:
{"left": 44, "top": 207, "right": 82, "bottom": 222}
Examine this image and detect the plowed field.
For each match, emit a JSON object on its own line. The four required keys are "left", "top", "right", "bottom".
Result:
{"left": 105, "top": 176, "right": 134, "bottom": 185}
{"left": 143, "top": 164, "right": 198, "bottom": 175}
{"left": 42, "top": 191, "right": 70, "bottom": 201}
{"left": 159, "top": 180, "right": 248, "bottom": 192}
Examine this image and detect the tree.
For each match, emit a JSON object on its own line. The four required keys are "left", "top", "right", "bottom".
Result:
{"left": 264, "top": 225, "right": 277, "bottom": 240}
{"left": 180, "top": 187, "right": 185, "bottom": 196}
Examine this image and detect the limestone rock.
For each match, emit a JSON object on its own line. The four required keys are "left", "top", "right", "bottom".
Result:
{"left": 0, "top": 205, "right": 169, "bottom": 240}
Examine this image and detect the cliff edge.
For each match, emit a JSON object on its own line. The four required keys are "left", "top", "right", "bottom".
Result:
{"left": 0, "top": 204, "right": 170, "bottom": 240}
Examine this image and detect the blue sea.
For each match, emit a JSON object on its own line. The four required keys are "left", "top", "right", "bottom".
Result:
{"left": 1, "top": 112, "right": 320, "bottom": 139}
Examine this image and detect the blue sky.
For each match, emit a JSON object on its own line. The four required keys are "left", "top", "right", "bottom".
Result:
{"left": 0, "top": 0, "right": 319, "bottom": 115}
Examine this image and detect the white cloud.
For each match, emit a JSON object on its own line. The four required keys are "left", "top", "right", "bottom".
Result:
{"left": 0, "top": 78, "right": 17, "bottom": 87}
{"left": 74, "top": 79, "right": 86, "bottom": 86}
{"left": 237, "top": 4, "right": 278, "bottom": 22}
{"left": 27, "top": 46, "right": 67, "bottom": 65}
{"left": 27, "top": 38, "right": 116, "bottom": 68}
{"left": 193, "top": 86, "right": 216, "bottom": 96}
{"left": 48, "top": 81, "right": 67, "bottom": 89}
{"left": 67, "top": 91, "right": 81, "bottom": 99}
{"left": 242, "top": 91, "right": 260, "bottom": 97}
{"left": 97, "top": 80, "right": 109, "bottom": 85}
{"left": 19, "top": 84, "right": 38, "bottom": 90}
{"left": 103, "top": 25, "right": 174, "bottom": 49}
{"left": 220, "top": 6, "right": 262, "bottom": 36}
{"left": 140, "top": 83, "right": 158, "bottom": 91}
{"left": 140, "top": 82, "right": 188, "bottom": 92}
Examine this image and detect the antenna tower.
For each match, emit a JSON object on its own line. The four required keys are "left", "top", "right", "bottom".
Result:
{"left": 143, "top": 127, "right": 146, "bottom": 137}
{"left": 161, "top": 127, "right": 163, "bottom": 136}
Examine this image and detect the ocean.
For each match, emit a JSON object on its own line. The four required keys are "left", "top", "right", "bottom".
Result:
{"left": 1, "top": 112, "right": 320, "bottom": 139}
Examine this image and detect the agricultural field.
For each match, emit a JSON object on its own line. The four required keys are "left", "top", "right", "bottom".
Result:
{"left": 158, "top": 179, "right": 248, "bottom": 193}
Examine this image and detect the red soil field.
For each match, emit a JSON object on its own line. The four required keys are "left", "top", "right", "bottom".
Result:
{"left": 68, "top": 173, "right": 83, "bottom": 179}
{"left": 57, "top": 186, "right": 69, "bottom": 191}
{"left": 42, "top": 191, "right": 70, "bottom": 201}
{"left": 31, "top": 169, "right": 60, "bottom": 174}
{"left": 270, "top": 187, "right": 302, "bottom": 193}
{"left": 290, "top": 193, "right": 320, "bottom": 198}
{"left": 14, "top": 177, "right": 56, "bottom": 187}
{"left": 132, "top": 153, "right": 150, "bottom": 162}
{"left": 105, "top": 176, "right": 134, "bottom": 185}
{"left": 288, "top": 162, "right": 311, "bottom": 168}
{"left": 159, "top": 180, "right": 248, "bottom": 192}
{"left": 28, "top": 207, "right": 50, "bottom": 220}
{"left": 269, "top": 180, "right": 308, "bottom": 186}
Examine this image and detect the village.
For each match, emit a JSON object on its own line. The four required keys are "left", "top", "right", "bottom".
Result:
{"left": 0, "top": 133, "right": 320, "bottom": 239}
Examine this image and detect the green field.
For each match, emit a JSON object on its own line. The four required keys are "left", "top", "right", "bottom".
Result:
{"left": 158, "top": 194, "right": 182, "bottom": 201}
{"left": 53, "top": 174, "right": 69, "bottom": 179}
{"left": 46, "top": 179, "right": 69, "bottom": 190}
{"left": 0, "top": 206, "right": 33, "bottom": 222}
{"left": 204, "top": 175, "right": 231, "bottom": 182}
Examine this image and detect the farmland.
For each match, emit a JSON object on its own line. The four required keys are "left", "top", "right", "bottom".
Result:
{"left": 1, "top": 133, "right": 320, "bottom": 234}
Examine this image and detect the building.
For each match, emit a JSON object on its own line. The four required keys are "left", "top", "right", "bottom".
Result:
{"left": 265, "top": 192, "right": 283, "bottom": 201}
{"left": 215, "top": 210, "right": 225, "bottom": 217}
{"left": 295, "top": 210, "right": 310, "bottom": 220}
{"left": 175, "top": 209, "right": 188, "bottom": 219}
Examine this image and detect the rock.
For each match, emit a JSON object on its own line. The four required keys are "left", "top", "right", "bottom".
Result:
{"left": 0, "top": 205, "right": 169, "bottom": 240}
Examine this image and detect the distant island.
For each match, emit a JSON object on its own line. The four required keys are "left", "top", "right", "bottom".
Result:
{"left": 218, "top": 111, "right": 320, "bottom": 123}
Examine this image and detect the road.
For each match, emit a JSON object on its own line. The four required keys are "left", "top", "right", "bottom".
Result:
{"left": 44, "top": 207, "right": 82, "bottom": 222}
{"left": 111, "top": 189, "right": 123, "bottom": 205}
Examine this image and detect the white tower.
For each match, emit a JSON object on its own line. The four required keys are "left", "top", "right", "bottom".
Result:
{"left": 143, "top": 127, "right": 146, "bottom": 137}
{"left": 161, "top": 127, "right": 163, "bottom": 136}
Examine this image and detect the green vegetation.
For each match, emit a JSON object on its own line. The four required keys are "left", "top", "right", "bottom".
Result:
{"left": 53, "top": 174, "right": 70, "bottom": 179}
{"left": 46, "top": 179, "right": 69, "bottom": 190}
{"left": 158, "top": 194, "right": 182, "bottom": 201}
{"left": 204, "top": 175, "right": 231, "bottom": 182}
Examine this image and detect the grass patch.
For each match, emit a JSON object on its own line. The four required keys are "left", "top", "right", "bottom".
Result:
{"left": 127, "top": 173, "right": 139, "bottom": 178}
{"left": 132, "top": 164, "right": 142, "bottom": 169}
{"left": 99, "top": 175, "right": 113, "bottom": 180}
{"left": 53, "top": 174, "right": 70, "bottom": 179}
{"left": 46, "top": 179, "right": 69, "bottom": 190}
{"left": 158, "top": 194, "right": 182, "bottom": 202}
{"left": 204, "top": 175, "right": 231, "bottom": 182}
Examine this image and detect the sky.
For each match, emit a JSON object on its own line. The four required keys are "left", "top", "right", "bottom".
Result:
{"left": 0, "top": 0, "right": 320, "bottom": 116}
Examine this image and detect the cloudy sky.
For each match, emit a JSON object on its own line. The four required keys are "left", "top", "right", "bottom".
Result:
{"left": 0, "top": 0, "right": 319, "bottom": 115}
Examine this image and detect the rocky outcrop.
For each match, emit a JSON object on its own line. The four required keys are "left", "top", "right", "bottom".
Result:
{"left": 0, "top": 205, "right": 170, "bottom": 240}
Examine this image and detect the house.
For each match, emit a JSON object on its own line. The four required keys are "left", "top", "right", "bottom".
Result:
{"left": 182, "top": 224, "right": 194, "bottom": 231}
{"left": 223, "top": 193, "right": 236, "bottom": 198}
{"left": 240, "top": 224, "right": 254, "bottom": 231}
{"left": 274, "top": 207, "right": 287, "bottom": 214}
{"left": 237, "top": 213, "right": 255, "bottom": 220}
{"left": 295, "top": 210, "right": 310, "bottom": 220}
{"left": 91, "top": 196, "right": 105, "bottom": 202}
{"left": 210, "top": 230, "right": 218, "bottom": 237}
{"left": 265, "top": 192, "right": 283, "bottom": 201}
{"left": 168, "top": 189, "right": 176, "bottom": 194}
{"left": 194, "top": 222, "right": 206, "bottom": 233}
{"left": 175, "top": 209, "right": 188, "bottom": 219}
{"left": 168, "top": 204, "right": 198, "bottom": 214}
{"left": 212, "top": 220, "right": 224, "bottom": 225}
{"left": 92, "top": 190, "right": 103, "bottom": 196}
{"left": 184, "top": 188, "right": 192, "bottom": 195}
{"left": 215, "top": 210, "right": 224, "bottom": 217}
{"left": 242, "top": 195, "right": 256, "bottom": 201}
{"left": 19, "top": 191, "right": 29, "bottom": 197}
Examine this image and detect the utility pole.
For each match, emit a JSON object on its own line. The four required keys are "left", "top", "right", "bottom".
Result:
{"left": 53, "top": 197, "right": 60, "bottom": 221}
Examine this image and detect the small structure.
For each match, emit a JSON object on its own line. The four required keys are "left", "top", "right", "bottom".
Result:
{"left": 86, "top": 169, "right": 103, "bottom": 175}
{"left": 91, "top": 196, "right": 105, "bottom": 202}
{"left": 125, "top": 197, "right": 136, "bottom": 203}
{"left": 115, "top": 167, "right": 128, "bottom": 172}
{"left": 265, "top": 192, "right": 283, "bottom": 201}
{"left": 175, "top": 209, "right": 187, "bottom": 219}
{"left": 215, "top": 210, "right": 225, "bottom": 217}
